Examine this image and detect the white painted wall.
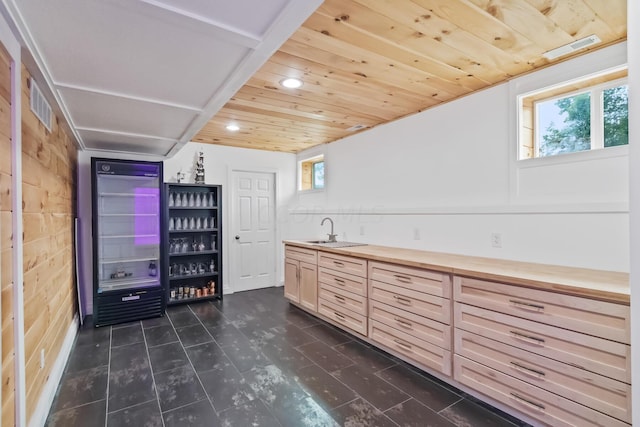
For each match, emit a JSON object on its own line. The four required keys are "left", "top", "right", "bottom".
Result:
{"left": 627, "top": 0, "right": 638, "bottom": 424}
{"left": 288, "top": 43, "right": 629, "bottom": 272}
{"left": 78, "top": 143, "right": 296, "bottom": 314}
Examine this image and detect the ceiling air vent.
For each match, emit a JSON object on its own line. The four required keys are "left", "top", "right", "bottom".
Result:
{"left": 542, "top": 35, "right": 601, "bottom": 60}
{"left": 29, "top": 78, "right": 52, "bottom": 131}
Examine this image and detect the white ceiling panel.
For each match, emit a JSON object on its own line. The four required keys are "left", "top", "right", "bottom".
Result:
{"left": 59, "top": 87, "right": 196, "bottom": 140}
{"left": 79, "top": 129, "right": 176, "bottom": 156}
{"left": 18, "top": 0, "right": 250, "bottom": 107}
{"left": 3, "top": 0, "right": 322, "bottom": 156}
{"left": 143, "top": 0, "right": 290, "bottom": 39}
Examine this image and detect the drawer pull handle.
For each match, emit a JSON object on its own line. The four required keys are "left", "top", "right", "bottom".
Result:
{"left": 509, "top": 299, "right": 545, "bottom": 312}
{"left": 334, "top": 312, "right": 346, "bottom": 321}
{"left": 393, "top": 295, "right": 412, "bottom": 305}
{"left": 394, "top": 317, "right": 412, "bottom": 329}
{"left": 510, "top": 392, "right": 545, "bottom": 412}
{"left": 510, "top": 361, "right": 546, "bottom": 378}
{"left": 333, "top": 261, "right": 345, "bottom": 267}
{"left": 334, "top": 278, "right": 346, "bottom": 284}
{"left": 394, "top": 274, "right": 412, "bottom": 283}
{"left": 510, "top": 330, "right": 545, "bottom": 345}
{"left": 334, "top": 295, "right": 346, "bottom": 303}
{"left": 393, "top": 339, "right": 412, "bottom": 351}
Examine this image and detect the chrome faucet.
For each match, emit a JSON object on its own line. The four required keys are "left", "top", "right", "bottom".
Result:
{"left": 321, "top": 217, "right": 337, "bottom": 242}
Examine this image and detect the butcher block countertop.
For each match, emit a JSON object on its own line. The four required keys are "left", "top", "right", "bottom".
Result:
{"left": 284, "top": 240, "right": 629, "bottom": 304}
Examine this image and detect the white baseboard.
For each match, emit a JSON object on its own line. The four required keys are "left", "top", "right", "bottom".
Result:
{"left": 29, "top": 315, "right": 79, "bottom": 427}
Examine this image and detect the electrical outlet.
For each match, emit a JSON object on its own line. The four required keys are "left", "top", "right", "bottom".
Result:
{"left": 413, "top": 228, "right": 421, "bottom": 240}
{"left": 40, "top": 349, "right": 45, "bottom": 369}
{"left": 491, "top": 232, "right": 502, "bottom": 248}
{"left": 359, "top": 225, "right": 365, "bottom": 236}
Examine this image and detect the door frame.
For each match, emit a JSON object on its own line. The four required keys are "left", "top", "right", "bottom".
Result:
{"left": 226, "top": 167, "right": 279, "bottom": 293}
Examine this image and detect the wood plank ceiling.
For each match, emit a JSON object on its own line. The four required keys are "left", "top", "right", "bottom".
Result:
{"left": 193, "top": 0, "right": 627, "bottom": 153}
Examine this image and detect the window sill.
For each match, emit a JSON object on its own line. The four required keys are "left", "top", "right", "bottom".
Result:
{"left": 298, "top": 188, "right": 325, "bottom": 195}
{"left": 517, "top": 144, "right": 628, "bottom": 168}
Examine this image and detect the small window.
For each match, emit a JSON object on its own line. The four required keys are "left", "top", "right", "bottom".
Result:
{"left": 519, "top": 69, "right": 628, "bottom": 159}
{"left": 299, "top": 155, "right": 324, "bottom": 191}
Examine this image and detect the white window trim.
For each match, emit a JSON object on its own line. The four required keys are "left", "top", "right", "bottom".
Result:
{"left": 508, "top": 42, "right": 628, "bottom": 204}
{"left": 297, "top": 145, "right": 327, "bottom": 193}
{"left": 528, "top": 76, "right": 628, "bottom": 158}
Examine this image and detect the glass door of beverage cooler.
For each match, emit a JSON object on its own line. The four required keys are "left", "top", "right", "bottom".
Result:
{"left": 95, "top": 172, "right": 161, "bottom": 293}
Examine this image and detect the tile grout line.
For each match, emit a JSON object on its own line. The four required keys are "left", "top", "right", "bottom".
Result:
{"left": 196, "top": 299, "right": 286, "bottom": 426}
{"left": 283, "top": 322, "right": 400, "bottom": 425}
{"left": 437, "top": 396, "right": 465, "bottom": 415}
{"left": 163, "top": 305, "right": 219, "bottom": 416}
{"left": 104, "top": 326, "right": 113, "bottom": 427}
{"left": 140, "top": 320, "right": 166, "bottom": 427}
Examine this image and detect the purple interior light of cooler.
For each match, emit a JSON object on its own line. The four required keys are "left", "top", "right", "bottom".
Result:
{"left": 135, "top": 186, "right": 160, "bottom": 245}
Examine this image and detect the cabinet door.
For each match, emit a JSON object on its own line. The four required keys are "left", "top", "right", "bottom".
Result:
{"left": 299, "top": 262, "right": 318, "bottom": 312}
{"left": 284, "top": 258, "right": 300, "bottom": 302}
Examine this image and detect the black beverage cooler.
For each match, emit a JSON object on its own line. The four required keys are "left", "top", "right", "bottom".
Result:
{"left": 91, "top": 158, "right": 165, "bottom": 327}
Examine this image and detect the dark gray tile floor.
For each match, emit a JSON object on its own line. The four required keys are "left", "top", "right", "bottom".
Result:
{"left": 46, "top": 287, "right": 529, "bottom": 427}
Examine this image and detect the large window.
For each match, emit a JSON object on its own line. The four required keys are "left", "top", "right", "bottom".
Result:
{"left": 299, "top": 155, "right": 324, "bottom": 191}
{"left": 519, "top": 69, "right": 628, "bottom": 159}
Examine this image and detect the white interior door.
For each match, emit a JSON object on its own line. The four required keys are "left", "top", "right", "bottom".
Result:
{"left": 231, "top": 171, "right": 276, "bottom": 292}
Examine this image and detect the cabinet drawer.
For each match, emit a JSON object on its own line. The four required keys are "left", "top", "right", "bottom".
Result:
{"left": 370, "top": 300, "right": 451, "bottom": 350}
{"left": 370, "top": 261, "right": 451, "bottom": 299}
{"left": 369, "top": 319, "right": 451, "bottom": 376}
{"left": 455, "top": 304, "right": 630, "bottom": 384}
{"left": 319, "top": 283, "right": 367, "bottom": 316}
{"left": 454, "top": 356, "right": 629, "bottom": 427}
{"left": 370, "top": 281, "right": 450, "bottom": 324}
{"left": 285, "top": 245, "right": 317, "bottom": 264}
{"left": 318, "top": 252, "right": 367, "bottom": 277}
{"left": 455, "top": 330, "right": 631, "bottom": 423}
{"left": 318, "top": 298, "right": 367, "bottom": 336}
{"left": 318, "top": 267, "right": 366, "bottom": 296}
{"left": 454, "top": 276, "right": 630, "bottom": 344}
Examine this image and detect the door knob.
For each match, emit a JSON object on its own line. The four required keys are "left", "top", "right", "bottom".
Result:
{"left": 235, "top": 235, "right": 240, "bottom": 240}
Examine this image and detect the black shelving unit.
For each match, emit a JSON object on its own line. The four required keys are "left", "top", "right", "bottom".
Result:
{"left": 164, "top": 183, "right": 222, "bottom": 305}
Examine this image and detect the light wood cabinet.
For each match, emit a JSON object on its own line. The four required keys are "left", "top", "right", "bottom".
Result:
{"left": 368, "top": 261, "right": 452, "bottom": 377}
{"left": 284, "top": 258, "right": 299, "bottom": 303}
{"left": 317, "top": 252, "right": 368, "bottom": 336}
{"left": 284, "top": 245, "right": 318, "bottom": 312}
{"left": 454, "top": 356, "right": 628, "bottom": 427}
{"left": 455, "top": 330, "right": 631, "bottom": 423}
{"left": 454, "top": 276, "right": 630, "bottom": 344}
{"left": 282, "top": 242, "right": 632, "bottom": 426}
{"left": 454, "top": 275, "right": 631, "bottom": 425}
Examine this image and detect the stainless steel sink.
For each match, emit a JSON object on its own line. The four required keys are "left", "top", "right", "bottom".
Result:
{"left": 305, "top": 240, "right": 367, "bottom": 248}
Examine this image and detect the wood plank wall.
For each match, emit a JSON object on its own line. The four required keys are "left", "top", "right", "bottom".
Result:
{"left": 21, "top": 65, "right": 77, "bottom": 421}
{"left": 0, "top": 42, "right": 15, "bottom": 427}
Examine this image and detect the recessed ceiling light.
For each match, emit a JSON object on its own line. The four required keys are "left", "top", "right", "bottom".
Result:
{"left": 226, "top": 124, "right": 240, "bottom": 131}
{"left": 280, "top": 78, "right": 303, "bottom": 89}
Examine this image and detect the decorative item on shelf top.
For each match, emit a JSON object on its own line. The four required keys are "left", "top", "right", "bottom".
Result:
{"left": 194, "top": 151, "right": 205, "bottom": 184}
{"left": 176, "top": 169, "right": 185, "bottom": 183}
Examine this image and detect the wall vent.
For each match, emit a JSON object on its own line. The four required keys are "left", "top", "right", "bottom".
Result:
{"left": 542, "top": 35, "right": 601, "bottom": 60}
{"left": 29, "top": 78, "right": 52, "bottom": 131}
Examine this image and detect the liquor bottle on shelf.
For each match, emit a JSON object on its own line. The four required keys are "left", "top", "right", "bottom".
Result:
{"left": 164, "top": 183, "right": 222, "bottom": 305}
